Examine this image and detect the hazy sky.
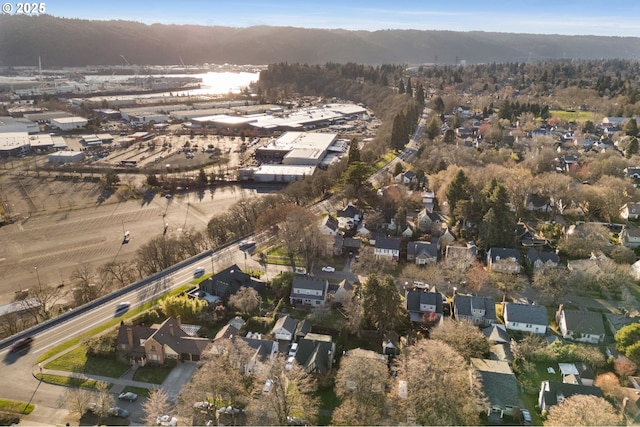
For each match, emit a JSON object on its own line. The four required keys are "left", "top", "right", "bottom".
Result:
{"left": 46, "top": 0, "right": 640, "bottom": 37}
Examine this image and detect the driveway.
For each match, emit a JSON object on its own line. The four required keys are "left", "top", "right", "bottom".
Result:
{"left": 161, "top": 361, "right": 200, "bottom": 403}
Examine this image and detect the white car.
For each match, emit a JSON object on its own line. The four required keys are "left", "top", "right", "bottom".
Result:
{"left": 156, "top": 415, "right": 178, "bottom": 426}
{"left": 321, "top": 266, "right": 335, "bottom": 272}
{"left": 288, "top": 342, "right": 298, "bottom": 356}
{"left": 285, "top": 356, "right": 295, "bottom": 371}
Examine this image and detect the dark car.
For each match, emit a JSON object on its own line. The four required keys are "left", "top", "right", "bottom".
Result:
{"left": 10, "top": 336, "right": 33, "bottom": 353}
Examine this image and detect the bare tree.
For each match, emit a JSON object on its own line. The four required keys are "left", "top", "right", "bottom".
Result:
{"left": 64, "top": 387, "right": 94, "bottom": 417}
{"left": 430, "top": 319, "right": 490, "bottom": 361}
{"left": 93, "top": 381, "right": 115, "bottom": 422}
{"left": 277, "top": 205, "right": 328, "bottom": 272}
{"left": 228, "top": 287, "right": 261, "bottom": 317}
{"left": 544, "top": 394, "right": 622, "bottom": 426}
{"left": 341, "top": 292, "right": 364, "bottom": 336}
{"left": 389, "top": 339, "right": 486, "bottom": 426}
{"left": 332, "top": 349, "right": 390, "bottom": 426}
{"left": 0, "top": 312, "right": 22, "bottom": 338}
{"left": 98, "top": 260, "right": 137, "bottom": 289}
{"left": 141, "top": 387, "right": 171, "bottom": 426}
{"left": 20, "top": 282, "right": 66, "bottom": 324}
{"left": 70, "top": 264, "right": 107, "bottom": 305}
{"left": 251, "top": 356, "right": 319, "bottom": 426}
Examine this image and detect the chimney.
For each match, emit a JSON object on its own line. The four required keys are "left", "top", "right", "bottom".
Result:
{"left": 126, "top": 326, "right": 133, "bottom": 348}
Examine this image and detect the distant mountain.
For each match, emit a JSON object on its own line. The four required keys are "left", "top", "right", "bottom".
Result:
{"left": 2, "top": 15, "right": 640, "bottom": 67}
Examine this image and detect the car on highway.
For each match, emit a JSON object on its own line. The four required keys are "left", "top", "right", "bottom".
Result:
{"left": 108, "top": 407, "right": 130, "bottom": 418}
{"left": 321, "top": 266, "right": 335, "bottom": 273}
{"left": 118, "top": 391, "right": 138, "bottom": 402}
{"left": 10, "top": 336, "right": 33, "bottom": 353}
{"left": 114, "top": 302, "right": 130, "bottom": 317}
{"left": 193, "top": 267, "right": 205, "bottom": 278}
{"left": 239, "top": 240, "right": 256, "bottom": 251}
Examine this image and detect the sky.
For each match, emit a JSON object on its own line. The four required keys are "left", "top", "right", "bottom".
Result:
{"left": 39, "top": 0, "right": 640, "bottom": 37}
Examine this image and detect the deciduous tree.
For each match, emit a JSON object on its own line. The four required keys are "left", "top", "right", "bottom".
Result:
{"left": 228, "top": 286, "right": 261, "bottom": 317}
{"left": 141, "top": 388, "right": 171, "bottom": 427}
{"left": 430, "top": 319, "right": 490, "bottom": 361}
{"left": 544, "top": 394, "right": 622, "bottom": 426}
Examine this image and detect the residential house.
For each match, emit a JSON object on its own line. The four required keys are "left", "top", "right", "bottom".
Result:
{"left": 417, "top": 210, "right": 446, "bottom": 232}
{"left": 214, "top": 323, "right": 239, "bottom": 341}
{"left": 604, "top": 313, "right": 640, "bottom": 336}
{"left": 526, "top": 248, "right": 560, "bottom": 271}
{"left": 407, "top": 240, "right": 439, "bottom": 265}
{"left": 482, "top": 324, "right": 511, "bottom": 344}
{"left": 561, "top": 154, "right": 579, "bottom": 172}
{"left": 199, "top": 264, "right": 265, "bottom": 305}
{"left": 319, "top": 215, "right": 339, "bottom": 236}
{"left": 294, "top": 319, "right": 312, "bottom": 342}
{"left": 453, "top": 295, "right": 496, "bottom": 327}
{"left": 526, "top": 194, "right": 553, "bottom": 213}
{"left": 445, "top": 241, "right": 477, "bottom": 267}
{"left": 337, "top": 203, "right": 361, "bottom": 230}
{"left": 395, "top": 170, "right": 417, "bottom": 185}
{"left": 556, "top": 307, "right": 606, "bottom": 344}
{"left": 228, "top": 316, "right": 246, "bottom": 331}
{"left": 620, "top": 224, "right": 640, "bottom": 248}
{"left": 342, "top": 237, "right": 361, "bottom": 256}
{"left": 471, "top": 359, "right": 523, "bottom": 423}
{"left": 503, "top": 303, "right": 548, "bottom": 335}
{"left": 116, "top": 316, "right": 210, "bottom": 366}
{"left": 621, "top": 202, "right": 640, "bottom": 220}
{"left": 538, "top": 380, "right": 603, "bottom": 412}
{"left": 241, "top": 333, "right": 279, "bottom": 374}
{"left": 422, "top": 191, "right": 435, "bottom": 213}
{"left": 487, "top": 248, "right": 522, "bottom": 274}
{"left": 515, "top": 222, "right": 549, "bottom": 248}
{"left": 295, "top": 333, "right": 336, "bottom": 374}
{"left": 406, "top": 289, "right": 443, "bottom": 325}
{"left": 290, "top": 277, "right": 329, "bottom": 307}
{"left": 374, "top": 236, "right": 401, "bottom": 261}
{"left": 272, "top": 314, "right": 298, "bottom": 342}
{"left": 624, "top": 167, "right": 640, "bottom": 179}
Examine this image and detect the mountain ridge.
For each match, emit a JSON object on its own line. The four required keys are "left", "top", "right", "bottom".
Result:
{"left": 1, "top": 15, "right": 640, "bottom": 66}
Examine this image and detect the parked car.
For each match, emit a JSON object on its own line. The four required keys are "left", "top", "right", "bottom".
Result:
{"left": 108, "top": 407, "right": 130, "bottom": 418}
{"left": 285, "top": 356, "right": 295, "bottom": 371}
{"left": 193, "top": 401, "right": 211, "bottom": 410}
{"left": 288, "top": 343, "right": 298, "bottom": 357}
{"left": 157, "top": 415, "right": 178, "bottom": 426}
{"left": 294, "top": 267, "right": 306, "bottom": 275}
{"left": 262, "top": 379, "right": 273, "bottom": 394}
{"left": 286, "top": 416, "right": 306, "bottom": 425}
{"left": 10, "top": 336, "right": 33, "bottom": 353}
{"left": 118, "top": 392, "right": 138, "bottom": 402}
{"left": 321, "top": 266, "right": 335, "bottom": 272}
{"left": 86, "top": 402, "right": 98, "bottom": 414}
{"left": 521, "top": 409, "right": 532, "bottom": 426}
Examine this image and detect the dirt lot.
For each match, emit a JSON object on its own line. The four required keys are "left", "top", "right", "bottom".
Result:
{"left": 0, "top": 169, "right": 258, "bottom": 306}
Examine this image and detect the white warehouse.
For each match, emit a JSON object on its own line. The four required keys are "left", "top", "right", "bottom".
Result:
{"left": 51, "top": 116, "right": 88, "bottom": 131}
{"left": 48, "top": 151, "right": 85, "bottom": 164}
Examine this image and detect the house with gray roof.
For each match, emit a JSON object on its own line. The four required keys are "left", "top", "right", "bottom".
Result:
{"left": 538, "top": 380, "right": 603, "bottom": 412}
{"left": 290, "top": 277, "right": 329, "bottom": 307}
{"left": 557, "top": 308, "right": 606, "bottom": 344}
{"left": 272, "top": 314, "right": 298, "bottom": 342}
{"left": 374, "top": 236, "right": 401, "bottom": 261}
{"left": 453, "top": 295, "right": 496, "bottom": 327}
{"left": 199, "top": 264, "right": 265, "bottom": 304}
{"left": 483, "top": 324, "right": 511, "bottom": 344}
{"left": 487, "top": 248, "right": 522, "bottom": 274}
{"left": 407, "top": 240, "right": 439, "bottom": 265}
{"left": 620, "top": 224, "right": 640, "bottom": 248}
{"left": 320, "top": 215, "right": 339, "bottom": 236}
{"left": 406, "top": 289, "right": 443, "bottom": 325}
{"left": 604, "top": 313, "right": 640, "bottom": 335}
{"left": 294, "top": 319, "right": 312, "bottom": 342}
{"left": 471, "top": 359, "right": 523, "bottom": 423}
{"left": 503, "top": 303, "right": 548, "bottom": 335}
{"left": 295, "top": 333, "right": 336, "bottom": 374}
{"left": 621, "top": 202, "right": 640, "bottom": 220}
{"left": 526, "top": 248, "right": 560, "bottom": 271}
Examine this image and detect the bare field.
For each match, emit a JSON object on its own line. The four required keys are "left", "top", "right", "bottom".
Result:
{"left": 0, "top": 172, "right": 258, "bottom": 306}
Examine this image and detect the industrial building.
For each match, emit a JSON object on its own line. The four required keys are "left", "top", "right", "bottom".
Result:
{"left": 0, "top": 132, "right": 30, "bottom": 157}
{"left": 50, "top": 116, "right": 88, "bottom": 131}
{"left": 30, "top": 134, "right": 67, "bottom": 152}
{"left": 0, "top": 116, "right": 40, "bottom": 134}
{"left": 23, "top": 111, "right": 72, "bottom": 123}
{"left": 256, "top": 132, "right": 337, "bottom": 166}
{"left": 48, "top": 151, "right": 85, "bottom": 164}
{"left": 239, "top": 165, "right": 317, "bottom": 182}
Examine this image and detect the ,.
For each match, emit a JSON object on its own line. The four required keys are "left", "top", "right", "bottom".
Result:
{"left": 118, "top": 391, "right": 138, "bottom": 401}
{"left": 321, "top": 266, "right": 335, "bottom": 272}
{"left": 10, "top": 336, "right": 33, "bottom": 353}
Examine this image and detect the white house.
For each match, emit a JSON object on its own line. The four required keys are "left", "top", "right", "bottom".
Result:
{"left": 271, "top": 314, "right": 298, "bottom": 341}
{"left": 557, "top": 308, "right": 606, "bottom": 344}
{"left": 374, "top": 236, "right": 401, "bottom": 261}
{"left": 503, "top": 303, "right": 548, "bottom": 335}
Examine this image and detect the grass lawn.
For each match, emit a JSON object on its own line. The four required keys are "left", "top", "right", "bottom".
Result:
{"left": 0, "top": 399, "right": 34, "bottom": 415}
{"left": 314, "top": 383, "right": 340, "bottom": 425}
{"left": 549, "top": 109, "right": 600, "bottom": 123}
{"left": 37, "top": 373, "right": 108, "bottom": 389}
{"left": 44, "top": 346, "right": 130, "bottom": 378}
{"left": 132, "top": 365, "right": 174, "bottom": 384}
{"left": 373, "top": 151, "right": 399, "bottom": 170}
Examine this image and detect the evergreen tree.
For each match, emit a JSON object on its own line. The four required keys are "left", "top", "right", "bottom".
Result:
{"left": 625, "top": 137, "right": 639, "bottom": 159}
{"left": 624, "top": 118, "right": 639, "bottom": 137}
{"left": 443, "top": 129, "right": 457, "bottom": 144}
{"left": 406, "top": 78, "right": 413, "bottom": 97}
{"left": 431, "top": 96, "right": 445, "bottom": 114}
{"left": 415, "top": 82, "right": 425, "bottom": 105}
{"left": 348, "top": 137, "right": 361, "bottom": 164}
{"left": 398, "top": 79, "right": 405, "bottom": 94}
{"left": 391, "top": 113, "right": 408, "bottom": 149}
{"left": 478, "top": 182, "right": 515, "bottom": 249}
{"left": 425, "top": 116, "right": 441, "bottom": 140}
{"left": 445, "top": 169, "right": 472, "bottom": 225}
{"left": 362, "top": 274, "right": 408, "bottom": 335}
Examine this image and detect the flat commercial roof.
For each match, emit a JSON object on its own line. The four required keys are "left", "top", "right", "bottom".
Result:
{"left": 52, "top": 116, "right": 87, "bottom": 124}
{"left": 0, "top": 132, "right": 30, "bottom": 150}
{"left": 255, "top": 164, "right": 316, "bottom": 175}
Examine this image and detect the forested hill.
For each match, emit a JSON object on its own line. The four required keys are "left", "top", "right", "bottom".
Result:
{"left": 2, "top": 15, "right": 640, "bottom": 67}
